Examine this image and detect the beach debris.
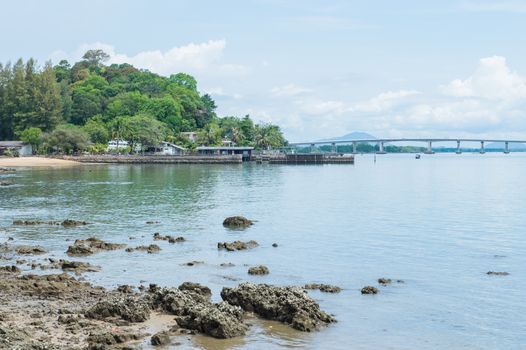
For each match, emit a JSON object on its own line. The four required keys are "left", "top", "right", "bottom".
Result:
{"left": 217, "top": 240, "right": 259, "bottom": 251}
{"left": 248, "top": 265, "right": 269, "bottom": 275}
{"left": 304, "top": 283, "right": 341, "bottom": 293}
{"left": 223, "top": 216, "right": 253, "bottom": 228}
{"left": 361, "top": 286, "right": 378, "bottom": 295}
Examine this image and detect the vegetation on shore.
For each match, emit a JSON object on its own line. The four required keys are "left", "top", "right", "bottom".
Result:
{"left": 0, "top": 50, "right": 287, "bottom": 154}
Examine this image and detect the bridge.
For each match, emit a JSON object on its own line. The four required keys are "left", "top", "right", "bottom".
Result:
{"left": 288, "top": 138, "right": 526, "bottom": 154}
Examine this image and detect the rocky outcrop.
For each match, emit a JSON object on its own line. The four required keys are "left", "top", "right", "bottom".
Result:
{"left": 12, "top": 219, "right": 88, "bottom": 227}
{"left": 85, "top": 296, "right": 151, "bottom": 323}
{"left": 87, "top": 330, "right": 146, "bottom": 349}
{"left": 0, "top": 265, "right": 20, "bottom": 273}
{"left": 223, "top": 216, "right": 253, "bottom": 228}
{"left": 304, "top": 283, "right": 341, "bottom": 293}
{"left": 221, "top": 283, "right": 336, "bottom": 332}
{"left": 15, "top": 245, "right": 47, "bottom": 255}
{"left": 125, "top": 244, "right": 161, "bottom": 254}
{"left": 151, "top": 330, "right": 171, "bottom": 346}
{"left": 150, "top": 285, "right": 247, "bottom": 338}
{"left": 66, "top": 237, "right": 126, "bottom": 256}
{"left": 217, "top": 240, "right": 259, "bottom": 251}
{"left": 361, "top": 286, "right": 378, "bottom": 294}
{"left": 248, "top": 265, "right": 269, "bottom": 275}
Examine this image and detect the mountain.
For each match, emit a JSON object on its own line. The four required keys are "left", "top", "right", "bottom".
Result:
{"left": 485, "top": 142, "right": 526, "bottom": 150}
{"left": 319, "top": 131, "right": 377, "bottom": 142}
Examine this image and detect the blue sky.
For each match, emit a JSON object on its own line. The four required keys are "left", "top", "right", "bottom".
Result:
{"left": 1, "top": 0, "right": 526, "bottom": 141}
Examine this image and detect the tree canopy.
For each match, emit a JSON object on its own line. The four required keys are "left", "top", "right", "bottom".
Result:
{"left": 0, "top": 51, "right": 287, "bottom": 152}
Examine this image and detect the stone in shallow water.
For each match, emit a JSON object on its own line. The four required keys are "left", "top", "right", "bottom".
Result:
{"left": 221, "top": 282, "right": 336, "bottom": 332}
{"left": 222, "top": 216, "right": 253, "bottom": 228}
{"left": 217, "top": 240, "right": 258, "bottom": 251}
{"left": 361, "top": 286, "right": 378, "bottom": 295}
{"left": 248, "top": 265, "right": 269, "bottom": 275}
{"left": 304, "top": 283, "right": 341, "bottom": 293}
{"left": 486, "top": 271, "right": 509, "bottom": 276}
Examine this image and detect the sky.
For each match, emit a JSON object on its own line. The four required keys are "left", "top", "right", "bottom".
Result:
{"left": 1, "top": 0, "right": 526, "bottom": 142}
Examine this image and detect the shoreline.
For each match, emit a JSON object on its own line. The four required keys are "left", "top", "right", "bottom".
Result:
{"left": 0, "top": 156, "right": 81, "bottom": 168}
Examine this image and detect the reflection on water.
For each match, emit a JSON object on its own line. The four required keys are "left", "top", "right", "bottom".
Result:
{"left": 1, "top": 155, "right": 526, "bottom": 349}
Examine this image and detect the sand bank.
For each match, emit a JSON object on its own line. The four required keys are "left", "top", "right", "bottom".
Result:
{"left": 0, "top": 157, "right": 80, "bottom": 167}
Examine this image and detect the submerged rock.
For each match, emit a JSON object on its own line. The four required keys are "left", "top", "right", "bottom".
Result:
{"left": 61, "top": 219, "right": 89, "bottom": 227}
{"left": 217, "top": 240, "right": 259, "bottom": 251}
{"left": 487, "top": 271, "right": 510, "bottom": 276}
{"left": 66, "top": 237, "right": 126, "bottom": 256}
{"left": 153, "top": 232, "right": 185, "bottom": 243}
{"left": 59, "top": 259, "right": 100, "bottom": 272}
{"left": 223, "top": 216, "right": 253, "bottom": 228}
{"left": 146, "top": 221, "right": 160, "bottom": 224}
{"left": 12, "top": 219, "right": 88, "bottom": 227}
{"left": 221, "top": 283, "right": 336, "bottom": 332}
{"left": 272, "top": 243, "right": 278, "bottom": 247}
{"left": 125, "top": 244, "right": 161, "bottom": 254}
{"left": 361, "top": 286, "right": 378, "bottom": 294}
{"left": 0, "top": 181, "right": 14, "bottom": 186}
{"left": 378, "top": 278, "right": 392, "bottom": 285}
{"left": 151, "top": 330, "right": 171, "bottom": 346}
{"left": 304, "top": 283, "right": 341, "bottom": 293}
{"left": 248, "top": 265, "right": 269, "bottom": 275}
{"left": 15, "top": 245, "right": 47, "bottom": 255}
{"left": 87, "top": 330, "right": 145, "bottom": 349}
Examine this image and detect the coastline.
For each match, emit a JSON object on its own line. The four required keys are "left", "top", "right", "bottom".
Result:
{"left": 0, "top": 156, "right": 81, "bottom": 168}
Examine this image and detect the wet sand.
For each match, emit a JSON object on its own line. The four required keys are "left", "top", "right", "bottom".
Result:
{"left": 0, "top": 157, "right": 80, "bottom": 167}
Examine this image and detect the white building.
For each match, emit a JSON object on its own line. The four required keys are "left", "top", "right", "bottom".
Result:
{"left": 149, "top": 141, "right": 186, "bottom": 155}
{"left": 181, "top": 132, "right": 198, "bottom": 142}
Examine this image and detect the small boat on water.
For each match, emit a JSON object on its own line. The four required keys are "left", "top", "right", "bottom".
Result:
{"left": 415, "top": 154, "right": 421, "bottom": 159}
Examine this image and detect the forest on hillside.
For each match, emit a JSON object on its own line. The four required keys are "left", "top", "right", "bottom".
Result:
{"left": 0, "top": 50, "right": 286, "bottom": 153}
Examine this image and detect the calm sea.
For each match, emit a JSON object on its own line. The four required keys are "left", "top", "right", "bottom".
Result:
{"left": 1, "top": 153, "right": 525, "bottom": 349}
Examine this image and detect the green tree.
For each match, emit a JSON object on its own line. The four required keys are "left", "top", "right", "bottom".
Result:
{"left": 83, "top": 116, "right": 109, "bottom": 144}
{"left": 19, "top": 127, "right": 42, "bottom": 153}
{"left": 82, "top": 49, "right": 110, "bottom": 69}
{"left": 254, "top": 123, "right": 286, "bottom": 150}
{"left": 43, "top": 124, "right": 89, "bottom": 154}
{"left": 197, "top": 123, "right": 222, "bottom": 146}
{"left": 169, "top": 73, "right": 197, "bottom": 90}
{"left": 113, "top": 115, "right": 168, "bottom": 151}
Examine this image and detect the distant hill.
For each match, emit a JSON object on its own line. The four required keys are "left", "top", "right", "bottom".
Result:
{"left": 319, "top": 131, "right": 377, "bottom": 142}
{"left": 486, "top": 142, "right": 526, "bottom": 150}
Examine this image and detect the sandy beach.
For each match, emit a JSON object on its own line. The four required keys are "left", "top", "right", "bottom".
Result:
{"left": 0, "top": 157, "right": 80, "bottom": 167}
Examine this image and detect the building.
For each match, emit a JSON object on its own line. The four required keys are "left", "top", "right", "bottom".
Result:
{"left": 107, "top": 140, "right": 142, "bottom": 153}
{"left": 0, "top": 141, "right": 33, "bottom": 156}
{"left": 196, "top": 146, "right": 253, "bottom": 160}
{"left": 181, "top": 132, "right": 198, "bottom": 142}
{"left": 147, "top": 141, "right": 186, "bottom": 155}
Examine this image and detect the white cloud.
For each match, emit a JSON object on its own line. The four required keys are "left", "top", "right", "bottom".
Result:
{"left": 205, "top": 87, "right": 243, "bottom": 100}
{"left": 49, "top": 40, "right": 247, "bottom": 77}
{"left": 351, "top": 90, "right": 421, "bottom": 113}
{"left": 440, "top": 56, "right": 526, "bottom": 101}
{"left": 270, "top": 83, "right": 311, "bottom": 97}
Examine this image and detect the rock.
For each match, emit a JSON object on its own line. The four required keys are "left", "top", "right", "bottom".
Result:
{"left": 15, "top": 245, "right": 47, "bottom": 255}
{"left": 272, "top": 243, "right": 278, "bottom": 247}
{"left": 151, "top": 331, "right": 171, "bottom": 346}
{"left": 0, "top": 265, "right": 21, "bottom": 273}
{"left": 0, "top": 167, "right": 15, "bottom": 173}
{"left": 217, "top": 240, "right": 259, "bottom": 251}
{"left": 0, "top": 181, "right": 14, "bottom": 186}
{"left": 178, "top": 282, "right": 212, "bottom": 300}
{"left": 153, "top": 232, "right": 185, "bottom": 243}
{"left": 61, "top": 219, "right": 89, "bottom": 227}
{"left": 487, "top": 271, "right": 510, "bottom": 276}
{"left": 125, "top": 244, "right": 161, "bottom": 254}
{"left": 117, "top": 285, "right": 134, "bottom": 294}
{"left": 151, "top": 286, "right": 247, "bottom": 338}
{"left": 146, "top": 221, "right": 160, "bottom": 224}
{"left": 66, "top": 237, "right": 126, "bottom": 256}
{"left": 378, "top": 278, "right": 392, "bottom": 285}
{"left": 87, "top": 331, "right": 145, "bottom": 348}
{"left": 361, "top": 286, "right": 378, "bottom": 294}
{"left": 248, "top": 265, "right": 269, "bottom": 275}
{"left": 220, "top": 262, "right": 235, "bottom": 267}
{"left": 304, "top": 283, "right": 341, "bottom": 293}
{"left": 223, "top": 216, "right": 253, "bottom": 228}
{"left": 221, "top": 283, "right": 336, "bottom": 332}
{"left": 183, "top": 261, "right": 204, "bottom": 266}
{"left": 59, "top": 260, "right": 100, "bottom": 272}
{"left": 85, "top": 296, "right": 150, "bottom": 322}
